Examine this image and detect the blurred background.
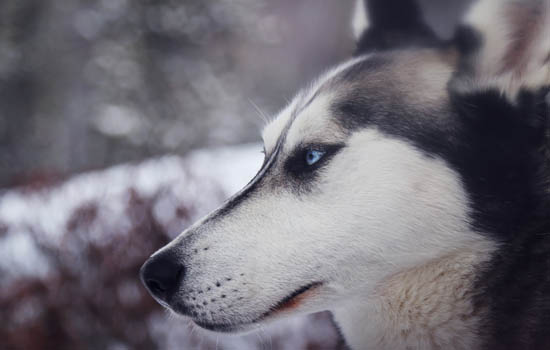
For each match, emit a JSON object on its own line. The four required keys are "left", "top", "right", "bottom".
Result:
{"left": 0, "top": 0, "right": 469, "bottom": 349}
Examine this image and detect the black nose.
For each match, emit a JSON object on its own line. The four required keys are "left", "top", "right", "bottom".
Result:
{"left": 140, "top": 250, "right": 184, "bottom": 303}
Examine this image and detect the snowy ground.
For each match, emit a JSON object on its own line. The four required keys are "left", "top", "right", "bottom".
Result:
{"left": 0, "top": 144, "right": 341, "bottom": 349}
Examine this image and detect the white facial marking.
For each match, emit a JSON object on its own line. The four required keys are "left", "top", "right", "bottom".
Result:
{"left": 283, "top": 93, "right": 342, "bottom": 153}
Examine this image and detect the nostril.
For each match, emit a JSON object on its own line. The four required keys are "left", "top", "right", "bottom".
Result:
{"left": 140, "top": 250, "right": 184, "bottom": 302}
{"left": 146, "top": 278, "right": 166, "bottom": 294}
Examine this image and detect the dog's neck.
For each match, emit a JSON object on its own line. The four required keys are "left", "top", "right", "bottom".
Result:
{"left": 332, "top": 247, "right": 490, "bottom": 350}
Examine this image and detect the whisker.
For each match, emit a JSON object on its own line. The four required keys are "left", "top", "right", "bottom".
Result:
{"left": 260, "top": 325, "right": 273, "bottom": 350}
{"left": 248, "top": 98, "right": 270, "bottom": 126}
{"left": 188, "top": 321, "right": 198, "bottom": 338}
{"left": 255, "top": 329, "right": 265, "bottom": 350}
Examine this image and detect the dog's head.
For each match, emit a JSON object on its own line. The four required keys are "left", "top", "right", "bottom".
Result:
{"left": 141, "top": 0, "right": 550, "bottom": 333}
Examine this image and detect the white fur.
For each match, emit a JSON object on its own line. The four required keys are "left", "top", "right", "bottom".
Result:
{"left": 352, "top": 0, "right": 369, "bottom": 39}
{"left": 334, "top": 245, "right": 493, "bottom": 350}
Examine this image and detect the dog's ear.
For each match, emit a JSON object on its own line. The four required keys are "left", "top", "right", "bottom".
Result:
{"left": 352, "top": 0, "right": 440, "bottom": 55}
{"left": 452, "top": 0, "right": 550, "bottom": 100}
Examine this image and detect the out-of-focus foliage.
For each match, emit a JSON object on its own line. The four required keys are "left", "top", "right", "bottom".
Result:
{"left": 1, "top": 191, "right": 171, "bottom": 349}
{"left": 0, "top": 0, "right": 354, "bottom": 188}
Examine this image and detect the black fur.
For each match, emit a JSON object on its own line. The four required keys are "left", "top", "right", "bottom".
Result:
{"left": 470, "top": 89, "right": 550, "bottom": 350}
{"left": 451, "top": 25, "right": 486, "bottom": 84}
{"left": 450, "top": 89, "right": 550, "bottom": 238}
{"left": 355, "top": 0, "right": 440, "bottom": 55}
{"left": 475, "top": 220, "right": 550, "bottom": 350}
{"left": 454, "top": 25, "right": 482, "bottom": 58}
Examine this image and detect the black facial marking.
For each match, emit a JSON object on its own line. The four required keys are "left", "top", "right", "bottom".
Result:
{"left": 335, "top": 55, "right": 390, "bottom": 86}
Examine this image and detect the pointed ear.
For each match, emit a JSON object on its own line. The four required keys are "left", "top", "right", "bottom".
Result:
{"left": 352, "top": 0, "right": 440, "bottom": 55}
{"left": 453, "top": 0, "right": 550, "bottom": 100}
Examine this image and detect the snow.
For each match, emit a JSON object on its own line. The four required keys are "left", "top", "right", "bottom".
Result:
{"left": 0, "top": 143, "right": 263, "bottom": 282}
{"left": 0, "top": 143, "right": 262, "bottom": 243}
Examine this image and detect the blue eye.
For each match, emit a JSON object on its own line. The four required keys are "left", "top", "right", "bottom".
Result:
{"left": 305, "top": 150, "right": 325, "bottom": 165}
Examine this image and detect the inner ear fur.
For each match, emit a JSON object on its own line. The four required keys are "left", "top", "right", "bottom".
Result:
{"left": 451, "top": 0, "right": 550, "bottom": 100}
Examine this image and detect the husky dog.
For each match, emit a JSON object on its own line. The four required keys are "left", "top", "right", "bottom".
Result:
{"left": 141, "top": 0, "right": 550, "bottom": 348}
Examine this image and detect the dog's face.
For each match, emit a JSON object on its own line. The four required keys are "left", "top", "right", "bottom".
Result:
{"left": 141, "top": 49, "right": 483, "bottom": 332}
{"left": 141, "top": 0, "right": 549, "bottom": 335}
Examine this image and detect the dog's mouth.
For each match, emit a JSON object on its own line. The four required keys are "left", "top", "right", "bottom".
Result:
{"left": 266, "top": 281, "right": 323, "bottom": 316}
{"left": 192, "top": 282, "right": 323, "bottom": 333}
